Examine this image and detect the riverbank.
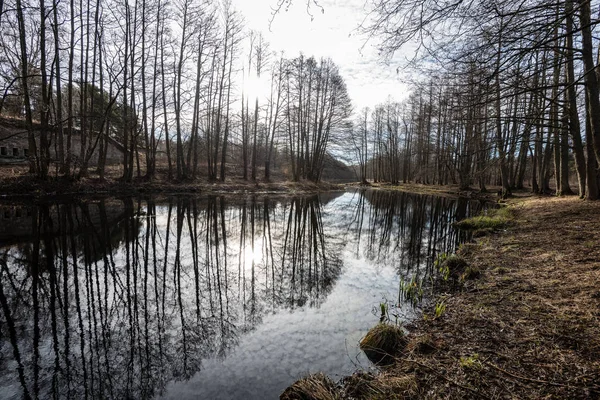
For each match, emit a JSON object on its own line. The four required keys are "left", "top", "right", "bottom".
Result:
{"left": 283, "top": 195, "right": 600, "bottom": 399}
{"left": 0, "top": 168, "right": 345, "bottom": 199}
{"left": 1, "top": 165, "right": 502, "bottom": 200}
{"left": 361, "top": 181, "right": 502, "bottom": 201}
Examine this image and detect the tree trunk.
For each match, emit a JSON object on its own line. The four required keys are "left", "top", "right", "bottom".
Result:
{"left": 578, "top": 0, "right": 600, "bottom": 166}
{"left": 15, "top": 0, "right": 37, "bottom": 175}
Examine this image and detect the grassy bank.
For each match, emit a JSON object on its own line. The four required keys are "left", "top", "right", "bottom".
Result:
{"left": 284, "top": 196, "right": 600, "bottom": 399}
{"left": 344, "top": 181, "right": 502, "bottom": 202}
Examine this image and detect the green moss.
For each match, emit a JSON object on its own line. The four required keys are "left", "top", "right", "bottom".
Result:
{"left": 455, "top": 206, "right": 511, "bottom": 231}
{"left": 459, "top": 353, "right": 482, "bottom": 370}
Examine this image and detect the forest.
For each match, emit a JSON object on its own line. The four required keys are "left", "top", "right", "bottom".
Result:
{"left": 351, "top": 0, "right": 600, "bottom": 199}
{"left": 0, "top": 0, "right": 352, "bottom": 183}
{"left": 1, "top": 0, "right": 600, "bottom": 199}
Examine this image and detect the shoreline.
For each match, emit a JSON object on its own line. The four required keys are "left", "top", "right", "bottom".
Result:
{"left": 0, "top": 172, "right": 501, "bottom": 201}
{"left": 0, "top": 176, "right": 346, "bottom": 200}
{"left": 283, "top": 195, "right": 600, "bottom": 399}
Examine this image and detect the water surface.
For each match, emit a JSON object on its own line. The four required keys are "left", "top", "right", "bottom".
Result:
{"left": 0, "top": 190, "right": 487, "bottom": 399}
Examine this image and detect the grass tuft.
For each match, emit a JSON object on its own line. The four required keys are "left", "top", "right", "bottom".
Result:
{"left": 342, "top": 371, "right": 417, "bottom": 399}
{"left": 454, "top": 206, "right": 511, "bottom": 231}
{"left": 437, "top": 254, "right": 469, "bottom": 282}
{"left": 359, "top": 323, "right": 407, "bottom": 365}
{"left": 444, "top": 254, "right": 468, "bottom": 271}
{"left": 280, "top": 373, "right": 339, "bottom": 400}
{"left": 406, "top": 334, "right": 438, "bottom": 355}
{"left": 461, "top": 265, "right": 481, "bottom": 281}
{"left": 459, "top": 353, "right": 482, "bottom": 371}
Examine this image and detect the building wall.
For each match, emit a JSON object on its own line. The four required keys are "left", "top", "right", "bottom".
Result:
{"left": 0, "top": 120, "right": 123, "bottom": 166}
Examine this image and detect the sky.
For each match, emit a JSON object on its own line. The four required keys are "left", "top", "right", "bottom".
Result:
{"left": 230, "top": 0, "right": 411, "bottom": 112}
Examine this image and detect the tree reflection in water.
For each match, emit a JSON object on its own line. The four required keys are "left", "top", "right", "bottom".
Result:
{"left": 0, "top": 191, "right": 487, "bottom": 399}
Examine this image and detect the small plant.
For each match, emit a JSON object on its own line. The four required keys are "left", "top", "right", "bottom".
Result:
{"left": 434, "top": 301, "right": 446, "bottom": 319}
{"left": 434, "top": 253, "right": 450, "bottom": 280}
{"left": 459, "top": 353, "right": 482, "bottom": 370}
{"left": 434, "top": 252, "right": 448, "bottom": 268}
{"left": 399, "top": 275, "right": 424, "bottom": 307}
{"left": 376, "top": 300, "right": 401, "bottom": 324}
{"left": 379, "top": 302, "right": 388, "bottom": 323}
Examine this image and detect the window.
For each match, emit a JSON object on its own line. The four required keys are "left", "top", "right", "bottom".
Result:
{"left": 0, "top": 147, "right": 6, "bottom": 156}
{"left": 12, "top": 148, "right": 18, "bottom": 156}
{"left": 23, "top": 148, "right": 28, "bottom": 157}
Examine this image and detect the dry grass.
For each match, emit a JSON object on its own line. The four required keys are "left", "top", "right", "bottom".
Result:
{"left": 341, "top": 371, "right": 418, "bottom": 399}
{"left": 359, "top": 324, "right": 408, "bottom": 365}
{"left": 362, "top": 182, "right": 502, "bottom": 201}
{"left": 280, "top": 373, "right": 339, "bottom": 400}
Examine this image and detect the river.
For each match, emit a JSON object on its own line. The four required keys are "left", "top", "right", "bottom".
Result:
{"left": 0, "top": 190, "right": 488, "bottom": 399}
